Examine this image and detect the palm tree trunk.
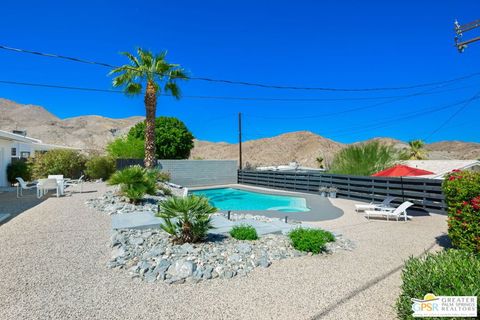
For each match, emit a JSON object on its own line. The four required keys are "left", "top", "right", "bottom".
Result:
{"left": 144, "top": 81, "right": 157, "bottom": 168}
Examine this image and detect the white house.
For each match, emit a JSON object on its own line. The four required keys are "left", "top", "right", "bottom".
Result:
{"left": 0, "top": 130, "right": 73, "bottom": 187}
{"left": 400, "top": 160, "right": 480, "bottom": 179}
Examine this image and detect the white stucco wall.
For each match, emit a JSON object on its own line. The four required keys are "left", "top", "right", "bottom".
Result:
{"left": 0, "top": 139, "right": 11, "bottom": 187}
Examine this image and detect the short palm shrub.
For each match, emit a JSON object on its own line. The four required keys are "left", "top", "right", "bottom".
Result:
{"left": 156, "top": 195, "right": 217, "bottom": 244}
{"left": 396, "top": 250, "right": 480, "bottom": 319}
{"left": 442, "top": 170, "right": 480, "bottom": 253}
{"left": 28, "top": 149, "right": 86, "bottom": 179}
{"left": 85, "top": 155, "right": 116, "bottom": 180}
{"left": 7, "top": 159, "right": 31, "bottom": 184}
{"left": 230, "top": 225, "right": 259, "bottom": 240}
{"left": 108, "top": 165, "right": 157, "bottom": 203}
{"left": 288, "top": 228, "right": 335, "bottom": 254}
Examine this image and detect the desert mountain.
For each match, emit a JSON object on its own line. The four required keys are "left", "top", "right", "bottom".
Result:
{"left": 0, "top": 98, "right": 143, "bottom": 151}
{"left": 1, "top": 98, "right": 479, "bottom": 166}
{"left": 191, "top": 131, "right": 345, "bottom": 168}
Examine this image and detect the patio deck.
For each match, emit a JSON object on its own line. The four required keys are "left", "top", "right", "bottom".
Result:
{"left": 0, "top": 182, "right": 448, "bottom": 320}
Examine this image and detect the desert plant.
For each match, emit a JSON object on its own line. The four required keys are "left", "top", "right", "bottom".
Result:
{"left": 110, "top": 48, "right": 188, "bottom": 168}
{"left": 85, "top": 155, "right": 116, "bottom": 180}
{"left": 230, "top": 224, "right": 259, "bottom": 240}
{"left": 330, "top": 141, "right": 398, "bottom": 176}
{"left": 6, "top": 159, "right": 31, "bottom": 184}
{"left": 155, "top": 171, "right": 170, "bottom": 182}
{"left": 442, "top": 170, "right": 480, "bottom": 252}
{"left": 106, "top": 136, "right": 145, "bottom": 159}
{"left": 128, "top": 117, "right": 194, "bottom": 160}
{"left": 400, "top": 139, "right": 428, "bottom": 160}
{"left": 156, "top": 195, "right": 217, "bottom": 244}
{"left": 28, "top": 149, "right": 86, "bottom": 179}
{"left": 288, "top": 228, "right": 335, "bottom": 254}
{"left": 108, "top": 165, "right": 157, "bottom": 203}
{"left": 316, "top": 156, "right": 325, "bottom": 169}
{"left": 396, "top": 250, "right": 480, "bottom": 319}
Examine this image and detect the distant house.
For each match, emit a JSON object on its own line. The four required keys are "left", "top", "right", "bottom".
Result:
{"left": 0, "top": 130, "right": 73, "bottom": 187}
{"left": 400, "top": 160, "right": 480, "bottom": 179}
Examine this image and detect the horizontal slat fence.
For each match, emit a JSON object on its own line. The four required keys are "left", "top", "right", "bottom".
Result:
{"left": 238, "top": 170, "right": 446, "bottom": 214}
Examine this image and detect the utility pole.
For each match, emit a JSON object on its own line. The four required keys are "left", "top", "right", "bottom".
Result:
{"left": 454, "top": 19, "right": 480, "bottom": 52}
{"left": 238, "top": 112, "right": 243, "bottom": 170}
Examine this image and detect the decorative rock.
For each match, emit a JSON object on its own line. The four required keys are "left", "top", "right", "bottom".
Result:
{"left": 106, "top": 219, "right": 355, "bottom": 284}
{"left": 167, "top": 259, "right": 196, "bottom": 279}
{"left": 235, "top": 243, "right": 252, "bottom": 254}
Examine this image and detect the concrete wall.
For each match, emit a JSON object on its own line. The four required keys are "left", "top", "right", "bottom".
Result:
{"left": 157, "top": 160, "right": 238, "bottom": 187}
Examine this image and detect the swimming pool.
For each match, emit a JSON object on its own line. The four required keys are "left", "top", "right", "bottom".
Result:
{"left": 189, "top": 188, "right": 310, "bottom": 212}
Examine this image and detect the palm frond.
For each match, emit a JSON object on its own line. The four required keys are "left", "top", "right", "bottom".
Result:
{"left": 120, "top": 51, "right": 140, "bottom": 67}
{"left": 125, "top": 82, "right": 142, "bottom": 96}
{"left": 164, "top": 82, "right": 181, "bottom": 99}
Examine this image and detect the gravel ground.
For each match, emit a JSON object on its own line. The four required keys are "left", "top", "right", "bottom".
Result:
{"left": 0, "top": 183, "right": 448, "bottom": 320}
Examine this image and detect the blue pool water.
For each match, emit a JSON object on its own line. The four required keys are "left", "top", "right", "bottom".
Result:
{"left": 190, "top": 188, "right": 310, "bottom": 212}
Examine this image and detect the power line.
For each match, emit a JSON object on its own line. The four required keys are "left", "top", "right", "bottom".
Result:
{"left": 243, "top": 83, "right": 460, "bottom": 120}
{"left": 423, "top": 89, "right": 480, "bottom": 140}
{"left": 2, "top": 44, "right": 480, "bottom": 92}
{"left": 0, "top": 79, "right": 473, "bottom": 103}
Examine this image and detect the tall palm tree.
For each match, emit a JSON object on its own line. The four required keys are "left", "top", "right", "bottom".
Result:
{"left": 406, "top": 139, "right": 428, "bottom": 160}
{"left": 110, "top": 48, "right": 187, "bottom": 168}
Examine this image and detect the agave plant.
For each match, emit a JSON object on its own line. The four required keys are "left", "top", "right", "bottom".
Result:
{"left": 108, "top": 165, "right": 157, "bottom": 203}
{"left": 157, "top": 195, "right": 217, "bottom": 244}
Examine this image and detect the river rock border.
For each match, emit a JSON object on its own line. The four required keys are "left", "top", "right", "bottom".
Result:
{"left": 108, "top": 228, "right": 356, "bottom": 284}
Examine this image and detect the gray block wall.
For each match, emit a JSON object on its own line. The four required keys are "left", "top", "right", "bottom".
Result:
{"left": 157, "top": 160, "right": 238, "bottom": 187}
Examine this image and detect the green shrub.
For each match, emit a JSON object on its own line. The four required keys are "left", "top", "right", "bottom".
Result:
{"left": 396, "top": 249, "right": 480, "bottom": 320}
{"left": 85, "top": 155, "right": 116, "bottom": 180}
{"left": 156, "top": 171, "right": 170, "bottom": 182}
{"left": 6, "top": 159, "right": 31, "bottom": 184}
{"left": 106, "top": 136, "right": 145, "bottom": 159}
{"left": 442, "top": 170, "right": 480, "bottom": 253}
{"left": 156, "top": 195, "right": 216, "bottom": 243}
{"left": 330, "top": 141, "right": 399, "bottom": 176}
{"left": 288, "top": 228, "right": 335, "bottom": 254}
{"left": 230, "top": 224, "right": 259, "bottom": 240}
{"left": 108, "top": 165, "right": 157, "bottom": 203}
{"left": 128, "top": 117, "right": 194, "bottom": 159}
{"left": 29, "top": 149, "right": 86, "bottom": 179}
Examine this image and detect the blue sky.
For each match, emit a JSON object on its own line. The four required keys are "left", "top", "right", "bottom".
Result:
{"left": 1, "top": 0, "right": 479, "bottom": 143}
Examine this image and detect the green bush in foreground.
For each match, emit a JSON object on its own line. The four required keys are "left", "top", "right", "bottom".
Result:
{"left": 7, "top": 159, "right": 31, "bottom": 184}
{"left": 108, "top": 165, "right": 157, "bottom": 203}
{"left": 396, "top": 250, "right": 480, "bottom": 320}
{"left": 288, "top": 228, "right": 335, "bottom": 254}
{"left": 85, "top": 155, "right": 116, "bottom": 180}
{"left": 157, "top": 195, "right": 216, "bottom": 244}
{"left": 230, "top": 225, "right": 259, "bottom": 241}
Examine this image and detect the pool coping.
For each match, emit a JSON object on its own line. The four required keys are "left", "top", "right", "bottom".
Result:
{"left": 188, "top": 184, "right": 344, "bottom": 222}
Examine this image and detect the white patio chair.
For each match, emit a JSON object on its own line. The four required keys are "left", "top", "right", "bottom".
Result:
{"left": 355, "top": 196, "right": 397, "bottom": 212}
{"left": 16, "top": 177, "right": 36, "bottom": 198}
{"left": 364, "top": 201, "right": 414, "bottom": 222}
{"left": 37, "top": 178, "right": 60, "bottom": 198}
{"left": 64, "top": 175, "right": 84, "bottom": 193}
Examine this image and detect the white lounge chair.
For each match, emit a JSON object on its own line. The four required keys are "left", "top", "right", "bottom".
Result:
{"left": 37, "top": 178, "right": 61, "bottom": 198}
{"left": 16, "top": 177, "right": 36, "bottom": 198}
{"left": 64, "top": 175, "right": 84, "bottom": 193}
{"left": 364, "top": 201, "right": 414, "bottom": 221}
{"left": 355, "top": 196, "right": 397, "bottom": 212}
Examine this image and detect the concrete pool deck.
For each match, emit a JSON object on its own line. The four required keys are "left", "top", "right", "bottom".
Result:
{"left": 0, "top": 182, "right": 448, "bottom": 319}
{"left": 189, "top": 184, "right": 344, "bottom": 221}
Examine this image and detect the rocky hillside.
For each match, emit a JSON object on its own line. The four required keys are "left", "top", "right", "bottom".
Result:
{"left": 0, "top": 98, "right": 143, "bottom": 151}
{"left": 1, "top": 98, "right": 479, "bottom": 165}
{"left": 190, "top": 131, "right": 344, "bottom": 168}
